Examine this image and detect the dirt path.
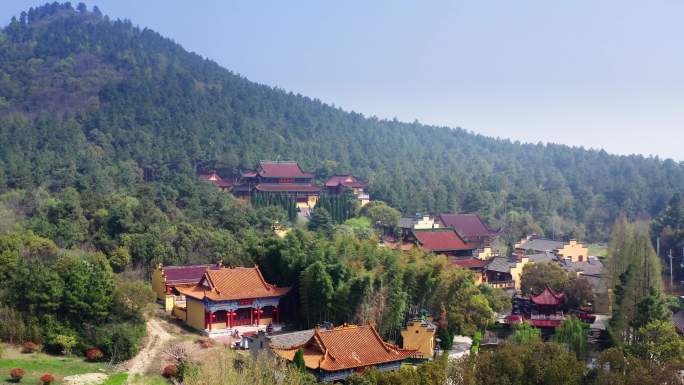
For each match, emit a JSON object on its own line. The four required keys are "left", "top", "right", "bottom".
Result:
{"left": 63, "top": 373, "right": 109, "bottom": 385}
{"left": 124, "top": 318, "right": 173, "bottom": 378}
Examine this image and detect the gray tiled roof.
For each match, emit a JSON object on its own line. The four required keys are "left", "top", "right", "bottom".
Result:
{"left": 486, "top": 256, "right": 516, "bottom": 273}
{"left": 527, "top": 252, "right": 557, "bottom": 264}
{"left": 268, "top": 329, "right": 315, "bottom": 349}
{"left": 519, "top": 239, "right": 564, "bottom": 252}
{"left": 398, "top": 218, "right": 415, "bottom": 229}
{"left": 561, "top": 258, "right": 604, "bottom": 277}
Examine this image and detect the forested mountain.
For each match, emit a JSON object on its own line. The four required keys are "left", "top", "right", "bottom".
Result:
{"left": 1, "top": 3, "right": 683, "bottom": 241}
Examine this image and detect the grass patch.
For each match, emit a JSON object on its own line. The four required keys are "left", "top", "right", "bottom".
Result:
{"left": 102, "top": 373, "right": 128, "bottom": 385}
{"left": 127, "top": 374, "right": 167, "bottom": 385}
{"left": 0, "top": 346, "right": 107, "bottom": 385}
{"left": 588, "top": 243, "right": 607, "bottom": 257}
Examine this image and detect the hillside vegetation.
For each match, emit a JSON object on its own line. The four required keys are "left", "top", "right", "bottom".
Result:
{"left": 0, "top": 3, "right": 683, "bottom": 242}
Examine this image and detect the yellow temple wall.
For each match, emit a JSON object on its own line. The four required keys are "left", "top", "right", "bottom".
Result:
{"left": 555, "top": 240, "right": 589, "bottom": 262}
{"left": 401, "top": 321, "right": 435, "bottom": 359}
{"left": 151, "top": 266, "right": 166, "bottom": 300}
{"left": 186, "top": 298, "right": 206, "bottom": 330}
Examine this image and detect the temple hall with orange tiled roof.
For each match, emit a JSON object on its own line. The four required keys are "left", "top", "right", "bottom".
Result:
{"left": 173, "top": 266, "right": 290, "bottom": 336}
{"left": 272, "top": 323, "right": 416, "bottom": 382}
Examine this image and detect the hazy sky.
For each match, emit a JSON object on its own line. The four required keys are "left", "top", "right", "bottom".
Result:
{"left": 2, "top": 1, "right": 683, "bottom": 160}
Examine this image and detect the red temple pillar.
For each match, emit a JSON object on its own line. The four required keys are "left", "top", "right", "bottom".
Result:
{"left": 256, "top": 306, "right": 261, "bottom": 325}
{"left": 250, "top": 308, "right": 254, "bottom": 325}
{"left": 209, "top": 311, "right": 214, "bottom": 331}
{"left": 228, "top": 311, "right": 233, "bottom": 328}
{"left": 274, "top": 306, "right": 279, "bottom": 323}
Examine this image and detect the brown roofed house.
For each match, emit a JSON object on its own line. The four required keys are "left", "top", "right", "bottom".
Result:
{"left": 410, "top": 228, "right": 480, "bottom": 257}
{"left": 272, "top": 323, "right": 415, "bottom": 382}
{"left": 437, "top": 213, "right": 500, "bottom": 246}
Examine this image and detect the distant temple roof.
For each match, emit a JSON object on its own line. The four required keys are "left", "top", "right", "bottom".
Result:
{"left": 450, "top": 257, "right": 489, "bottom": 269}
{"left": 161, "top": 264, "right": 221, "bottom": 286}
{"left": 561, "top": 257, "right": 604, "bottom": 277}
{"left": 272, "top": 324, "right": 415, "bottom": 372}
{"left": 256, "top": 161, "right": 314, "bottom": 178}
{"left": 527, "top": 252, "right": 557, "bottom": 264}
{"left": 325, "top": 175, "right": 367, "bottom": 188}
{"left": 255, "top": 183, "right": 320, "bottom": 193}
{"left": 517, "top": 238, "right": 565, "bottom": 253}
{"left": 485, "top": 256, "right": 517, "bottom": 273}
{"left": 437, "top": 214, "right": 499, "bottom": 238}
{"left": 398, "top": 217, "right": 416, "bottom": 229}
{"left": 530, "top": 286, "right": 566, "bottom": 306}
{"left": 413, "top": 228, "right": 479, "bottom": 252}
{"left": 198, "top": 172, "right": 233, "bottom": 188}
{"left": 178, "top": 266, "right": 290, "bottom": 302}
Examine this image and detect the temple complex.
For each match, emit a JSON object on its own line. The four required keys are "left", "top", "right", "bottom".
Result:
{"left": 232, "top": 161, "right": 320, "bottom": 209}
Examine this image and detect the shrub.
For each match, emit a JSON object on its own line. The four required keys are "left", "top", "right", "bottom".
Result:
{"left": 97, "top": 322, "right": 146, "bottom": 363}
{"left": 161, "top": 364, "right": 179, "bottom": 378}
{"left": 21, "top": 341, "right": 38, "bottom": 353}
{"left": 178, "top": 361, "right": 199, "bottom": 382}
{"left": 42, "top": 322, "right": 77, "bottom": 355}
{"left": 85, "top": 347, "right": 104, "bottom": 362}
{"left": 10, "top": 368, "right": 25, "bottom": 382}
{"left": 39, "top": 374, "right": 55, "bottom": 385}
{"left": 470, "top": 331, "right": 481, "bottom": 354}
{"left": 0, "top": 342, "right": 4, "bottom": 358}
{"left": 49, "top": 334, "right": 77, "bottom": 355}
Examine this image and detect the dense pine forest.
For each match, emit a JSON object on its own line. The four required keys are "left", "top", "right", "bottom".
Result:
{"left": 0, "top": 4, "right": 683, "bottom": 384}
{"left": 0, "top": 3, "right": 683, "bottom": 243}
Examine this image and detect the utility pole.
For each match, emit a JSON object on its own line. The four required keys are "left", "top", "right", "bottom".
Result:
{"left": 669, "top": 249, "right": 674, "bottom": 290}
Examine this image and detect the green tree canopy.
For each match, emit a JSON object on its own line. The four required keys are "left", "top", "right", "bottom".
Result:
{"left": 520, "top": 262, "right": 570, "bottom": 296}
